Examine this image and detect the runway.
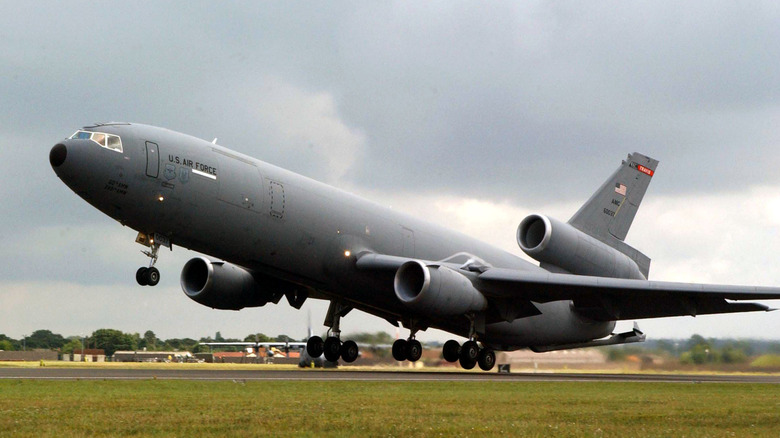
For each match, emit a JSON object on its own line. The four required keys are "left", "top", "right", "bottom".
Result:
{"left": 1, "top": 367, "right": 778, "bottom": 383}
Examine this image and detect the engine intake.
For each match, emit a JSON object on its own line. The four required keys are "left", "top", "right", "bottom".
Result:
{"left": 180, "top": 257, "right": 283, "bottom": 310}
{"left": 394, "top": 260, "right": 487, "bottom": 315}
{"left": 517, "top": 214, "right": 645, "bottom": 279}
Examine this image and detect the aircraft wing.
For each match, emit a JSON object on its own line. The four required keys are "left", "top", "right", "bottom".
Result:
{"left": 477, "top": 268, "right": 779, "bottom": 321}
{"left": 356, "top": 252, "right": 779, "bottom": 322}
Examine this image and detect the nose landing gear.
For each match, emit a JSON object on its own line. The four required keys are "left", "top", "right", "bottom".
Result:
{"left": 136, "top": 266, "right": 160, "bottom": 286}
{"left": 135, "top": 232, "right": 169, "bottom": 287}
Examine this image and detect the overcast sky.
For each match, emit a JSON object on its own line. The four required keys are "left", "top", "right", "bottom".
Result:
{"left": 2, "top": 2, "right": 780, "bottom": 343}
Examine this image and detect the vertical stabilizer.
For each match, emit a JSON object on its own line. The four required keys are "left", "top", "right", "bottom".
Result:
{"left": 568, "top": 152, "right": 658, "bottom": 277}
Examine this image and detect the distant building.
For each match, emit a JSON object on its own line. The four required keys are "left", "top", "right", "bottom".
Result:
{"left": 0, "top": 349, "right": 58, "bottom": 361}
{"left": 69, "top": 349, "right": 106, "bottom": 362}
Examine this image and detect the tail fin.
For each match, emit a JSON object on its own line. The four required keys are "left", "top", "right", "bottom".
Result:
{"left": 568, "top": 152, "right": 658, "bottom": 277}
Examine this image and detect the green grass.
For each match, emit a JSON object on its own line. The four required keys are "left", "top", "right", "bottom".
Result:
{"left": 751, "top": 354, "right": 780, "bottom": 369}
{"left": 1, "top": 380, "right": 778, "bottom": 437}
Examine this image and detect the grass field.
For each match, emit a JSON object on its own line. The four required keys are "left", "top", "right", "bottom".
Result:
{"left": 1, "top": 378, "right": 778, "bottom": 437}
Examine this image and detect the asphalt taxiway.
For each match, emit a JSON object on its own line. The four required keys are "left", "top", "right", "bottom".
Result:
{"left": 0, "top": 367, "right": 778, "bottom": 383}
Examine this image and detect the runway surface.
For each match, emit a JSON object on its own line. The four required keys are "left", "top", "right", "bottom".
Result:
{"left": 1, "top": 367, "right": 778, "bottom": 383}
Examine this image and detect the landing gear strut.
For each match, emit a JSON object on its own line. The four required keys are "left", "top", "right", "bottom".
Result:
{"left": 136, "top": 232, "right": 165, "bottom": 287}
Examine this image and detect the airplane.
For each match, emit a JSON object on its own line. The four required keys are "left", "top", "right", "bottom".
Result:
{"left": 198, "top": 326, "right": 331, "bottom": 367}
{"left": 199, "top": 340, "right": 307, "bottom": 361}
{"left": 49, "top": 123, "right": 780, "bottom": 371}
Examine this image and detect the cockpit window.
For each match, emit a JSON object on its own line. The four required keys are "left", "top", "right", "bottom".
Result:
{"left": 70, "top": 130, "right": 123, "bottom": 153}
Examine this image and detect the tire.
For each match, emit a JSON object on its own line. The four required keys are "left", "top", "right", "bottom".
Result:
{"left": 323, "top": 337, "right": 342, "bottom": 362}
{"left": 478, "top": 348, "right": 496, "bottom": 371}
{"left": 442, "top": 340, "right": 460, "bottom": 362}
{"left": 406, "top": 339, "right": 423, "bottom": 362}
{"left": 136, "top": 267, "right": 149, "bottom": 286}
{"left": 306, "top": 336, "right": 324, "bottom": 358}
{"left": 392, "top": 339, "right": 408, "bottom": 361}
{"left": 459, "top": 355, "right": 477, "bottom": 370}
{"left": 340, "top": 340, "right": 359, "bottom": 363}
{"left": 145, "top": 267, "right": 160, "bottom": 286}
{"left": 459, "top": 341, "right": 479, "bottom": 369}
{"left": 460, "top": 341, "right": 479, "bottom": 362}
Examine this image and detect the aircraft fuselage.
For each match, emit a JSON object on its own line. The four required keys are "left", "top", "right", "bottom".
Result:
{"left": 50, "top": 123, "right": 614, "bottom": 349}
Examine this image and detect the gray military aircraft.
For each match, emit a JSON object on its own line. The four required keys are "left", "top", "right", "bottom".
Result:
{"left": 50, "top": 123, "right": 780, "bottom": 371}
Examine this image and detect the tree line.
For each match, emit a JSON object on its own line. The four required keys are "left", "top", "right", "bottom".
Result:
{"left": 0, "top": 329, "right": 303, "bottom": 357}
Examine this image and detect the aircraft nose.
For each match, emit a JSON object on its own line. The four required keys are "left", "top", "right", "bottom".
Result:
{"left": 50, "top": 143, "right": 67, "bottom": 168}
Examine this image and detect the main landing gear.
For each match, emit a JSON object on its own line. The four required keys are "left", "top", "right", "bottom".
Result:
{"left": 442, "top": 314, "right": 496, "bottom": 371}
{"left": 389, "top": 336, "right": 495, "bottom": 370}
{"left": 306, "top": 302, "right": 360, "bottom": 363}
{"left": 442, "top": 339, "right": 496, "bottom": 371}
{"left": 136, "top": 232, "right": 163, "bottom": 287}
{"left": 391, "top": 334, "right": 423, "bottom": 362}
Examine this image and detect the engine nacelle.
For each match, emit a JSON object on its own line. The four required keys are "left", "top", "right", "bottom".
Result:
{"left": 180, "top": 257, "right": 281, "bottom": 310}
{"left": 517, "top": 214, "right": 645, "bottom": 279}
{"left": 394, "top": 260, "right": 487, "bottom": 316}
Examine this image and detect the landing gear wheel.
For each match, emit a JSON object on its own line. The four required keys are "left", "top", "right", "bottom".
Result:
{"left": 459, "top": 340, "right": 479, "bottom": 370}
{"left": 136, "top": 267, "right": 149, "bottom": 286}
{"left": 442, "top": 340, "right": 460, "bottom": 362}
{"left": 145, "top": 267, "right": 160, "bottom": 286}
{"left": 478, "top": 348, "right": 496, "bottom": 371}
{"left": 306, "top": 336, "right": 324, "bottom": 358}
{"left": 392, "top": 339, "right": 408, "bottom": 361}
{"left": 323, "top": 336, "right": 342, "bottom": 362}
{"left": 340, "top": 340, "right": 359, "bottom": 363}
{"left": 406, "top": 339, "right": 423, "bottom": 362}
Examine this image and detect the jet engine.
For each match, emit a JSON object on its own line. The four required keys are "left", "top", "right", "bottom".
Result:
{"left": 517, "top": 214, "right": 645, "bottom": 279}
{"left": 394, "top": 260, "right": 487, "bottom": 315}
{"left": 180, "top": 257, "right": 283, "bottom": 310}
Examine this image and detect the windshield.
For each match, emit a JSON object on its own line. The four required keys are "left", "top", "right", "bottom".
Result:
{"left": 70, "top": 130, "right": 123, "bottom": 153}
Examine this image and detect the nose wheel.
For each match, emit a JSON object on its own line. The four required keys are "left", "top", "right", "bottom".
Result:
{"left": 136, "top": 266, "right": 160, "bottom": 286}
{"left": 135, "top": 232, "right": 166, "bottom": 287}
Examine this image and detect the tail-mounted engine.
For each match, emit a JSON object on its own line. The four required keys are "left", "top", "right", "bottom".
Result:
{"left": 180, "top": 257, "right": 285, "bottom": 310}
{"left": 517, "top": 214, "right": 646, "bottom": 279}
{"left": 394, "top": 260, "right": 487, "bottom": 316}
